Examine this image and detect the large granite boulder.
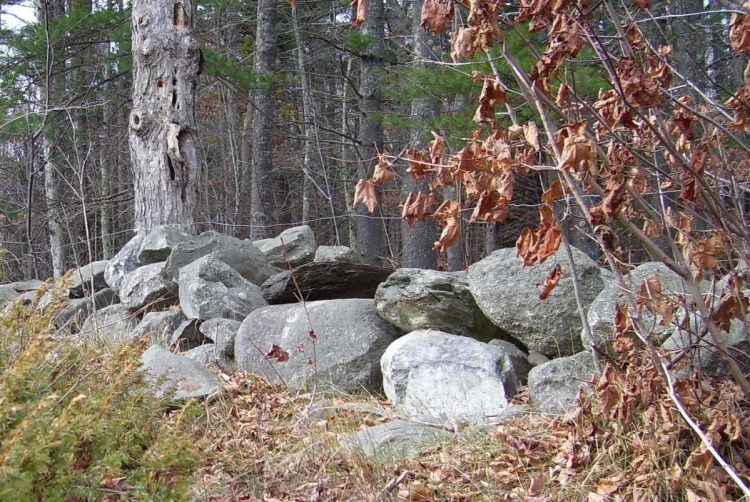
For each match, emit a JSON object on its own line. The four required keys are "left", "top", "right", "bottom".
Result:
{"left": 7, "top": 279, "right": 44, "bottom": 292}
{"left": 138, "top": 225, "right": 191, "bottom": 264}
{"left": 261, "top": 262, "right": 393, "bottom": 305}
{"left": 53, "top": 288, "right": 119, "bottom": 333}
{"left": 375, "top": 269, "right": 507, "bottom": 342}
{"left": 120, "top": 262, "right": 176, "bottom": 311}
{"left": 79, "top": 304, "right": 141, "bottom": 346}
{"left": 663, "top": 313, "right": 750, "bottom": 379}
{"left": 468, "top": 247, "right": 604, "bottom": 357}
{"left": 235, "top": 299, "right": 401, "bottom": 391}
{"left": 183, "top": 344, "right": 233, "bottom": 371}
{"left": 586, "top": 262, "right": 704, "bottom": 351}
{"left": 67, "top": 261, "right": 109, "bottom": 298}
{"left": 140, "top": 346, "right": 221, "bottom": 400}
{"left": 253, "top": 225, "right": 317, "bottom": 268}
{"left": 381, "top": 330, "right": 531, "bottom": 425}
{"left": 314, "top": 245, "right": 363, "bottom": 264}
{"left": 528, "top": 351, "right": 596, "bottom": 415}
{"left": 199, "top": 318, "right": 241, "bottom": 358}
{"left": 104, "top": 233, "right": 144, "bottom": 295}
{"left": 178, "top": 256, "right": 267, "bottom": 321}
{"left": 340, "top": 420, "right": 451, "bottom": 460}
{"left": 162, "top": 231, "right": 279, "bottom": 290}
{"left": 129, "top": 309, "right": 187, "bottom": 346}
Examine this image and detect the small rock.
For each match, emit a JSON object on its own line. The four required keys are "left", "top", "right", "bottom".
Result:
{"left": 253, "top": 225, "right": 317, "bottom": 267}
{"left": 140, "top": 346, "right": 221, "bottom": 400}
{"left": 168, "top": 319, "right": 205, "bottom": 351}
{"left": 314, "top": 245, "right": 363, "bottom": 264}
{"left": 528, "top": 351, "right": 596, "bottom": 415}
{"left": 120, "top": 262, "right": 176, "bottom": 311}
{"left": 199, "top": 318, "right": 241, "bottom": 358}
{"left": 67, "top": 261, "right": 109, "bottom": 298}
{"left": 138, "top": 225, "right": 192, "bottom": 264}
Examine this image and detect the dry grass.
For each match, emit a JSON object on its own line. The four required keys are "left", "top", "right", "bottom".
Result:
{"left": 187, "top": 337, "right": 750, "bottom": 501}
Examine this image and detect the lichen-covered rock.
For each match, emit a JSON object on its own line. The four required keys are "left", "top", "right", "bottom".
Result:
{"left": 104, "top": 233, "right": 144, "bottom": 295}
{"left": 468, "top": 247, "right": 604, "bottom": 357}
{"left": 236, "top": 299, "right": 401, "bottom": 391}
{"left": 138, "top": 225, "right": 191, "bottom": 264}
{"left": 314, "top": 245, "right": 363, "bottom": 264}
{"left": 129, "top": 309, "right": 187, "bottom": 346}
{"left": 67, "top": 261, "right": 109, "bottom": 298}
{"left": 141, "top": 346, "right": 221, "bottom": 400}
{"left": 381, "top": 330, "right": 531, "bottom": 425}
{"left": 199, "top": 318, "right": 241, "bottom": 358}
{"left": 340, "top": 420, "right": 451, "bottom": 460}
{"left": 53, "top": 288, "right": 119, "bottom": 333}
{"left": 253, "top": 225, "right": 317, "bottom": 267}
{"left": 178, "top": 256, "right": 267, "bottom": 321}
{"left": 528, "top": 351, "right": 596, "bottom": 415}
{"left": 375, "top": 269, "right": 507, "bottom": 342}
{"left": 120, "top": 262, "right": 176, "bottom": 311}
{"left": 79, "top": 304, "right": 141, "bottom": 346}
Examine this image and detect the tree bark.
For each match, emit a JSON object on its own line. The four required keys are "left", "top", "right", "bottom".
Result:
{"left": 248, "top": 0, "right": 278, "bottom": 240}
{"left": 129, "top": 0, "right": 201, "bottom": 233}
{"left": 402, "top": 0, "right": 439, "bottom": 269}
{"left": 355, "top": 0, "right": 387, "bottom": 266}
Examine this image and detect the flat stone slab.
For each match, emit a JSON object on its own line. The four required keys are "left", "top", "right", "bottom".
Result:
{"left": 141, "top": 346, "right": 222, "bottom": 401}
{"left": 340, "top": 420, "right": 452, "bottom": 460}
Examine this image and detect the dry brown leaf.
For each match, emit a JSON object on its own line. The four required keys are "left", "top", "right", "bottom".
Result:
{"left": 524, "top": 121, "right": 541, "bottom": 151}
{"left": 433, "top": 199, "right": 461, "bottom": 253}
{"left": 371, "top": 155, "right": 396, "bottom": 183}
{"left": 642, "top": 219, "right": 661, "bottom": 238}
{"left": 353, "top": 179, "right": 378, "bottom": 213}
{"left": 730, "top": 5, "right": 750, "bottom": 53}
{"left": 470, "top": 190, "right": 509, "bottom": 223}
{"left": 636, "top": 275, "right": 674, "bottom": 326}
{"left": 474, "top": 77, "right": 508, "bottom": 124}
{"left": 614, "top": 303, "right": 631, "bottom": 337}
{"left": 528, "top": 472, "right": 545, "bottom": 496}
{"left": 428, "top": 131, "right": 446, "bottom": 165}
{"left": 541, "top": 180, "right": 565, "bottom": 205}
{"left": 539, "top": 264, "right": 562, "bottom": 300}
{"left": 596, "top": 473, "right": 625, "bottom": 495}
{"left": 714, "top": 292, "right": 750, "bottom": 332}
{"left": 689, "top": 233, "right": 723, "bottom": 272}
{"left": 266, "top": 344, "right": 289, "bottom": 362}
{"left": 351, "top": 0, "right": 368, "bottom": 28}
{"left": 634, "top": 0, "right": 650, "bottom": 7}
{"left": 516, "top": 206, "right": 562, "bottom": 266}
{"left": 556, "top": 120, "right": 596, "bottom": 172}
{"left": 408, "top": 482, "right": 435, "bottom": 502}
{"left": 615, "top": 56, "right": 661, "bottom": 109}
{"left": 402, "top": 192, "right": 435, "bottom": 226}
{"left": 421, "top": 0, "right": 453, "bottom": 34}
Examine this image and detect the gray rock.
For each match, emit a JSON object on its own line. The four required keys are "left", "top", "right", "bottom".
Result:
{"left": 168, "top": 319, "right": 205, "bottom": 351}
{"left": 0, "top": 285, "right": 19, "bottom": 305}
{"left": 79, "top": 304, "right": 141, "bottom": 346}
{"left": 183, "top": 344, "right": 233, "bottom": 371}
{"left": 199, "top": 318, "right": 241, "bottom": 358}
{"left": 120, "top": 262, "right": 176, "bottom": 312}
{"left": 178, "top": 256, "right": 267, "bottom": 321}
{"left": 528, "top": 351, "right": 596, "bottom": 415}
{"left": 67, "top": 261, "right": 109, "bottom": 298}
{"left": 262, "top": 262, "right": 393, "bottom": 305}
{"left": 140, "top": 346, "right": 221, "bottom": 400}
{"left": 104, "top": 233, "right": 144, "bottom": 295}
{"left": 129, "top": 309, "right": 187, "bottom": 346}
{"left": 663, "top": 313, "right": 750, "bottom": 379}
{"left": 53, "top": 288, "right": 119, "bottom": 333}
{"left": 253, "top": 225, "right": 317, "bottom": 268}
{"left": 586, "top": 262, "right": 705, "bottom": 351}
{"left": 162, "top": 231, "right": 279, "bottom": 290}
{"left": 381, "top": 329, "right": 531, "bottom": 425}
{"left": 138, "top": 225, "right": 192, "bottom": 264}
{"left": 468, "top": 247, "right": 604, "bottom": 357}
{"left": 375, "top": 269, "right": 507, "bottom": 342}
{"left": 236, "top": 299, "right": 401, "bottom": 391}
{"left": 8, "top": 279, "right": 44, "bottom": 292}
{"left": 314, "top": 245, "right": 363, "bottom": 264}
{"left": 340, "top": 420, "right": 451, "bottom": 460}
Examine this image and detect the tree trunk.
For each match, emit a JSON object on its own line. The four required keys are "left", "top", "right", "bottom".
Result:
{"left": 402, "top": 0, "right": 439, "bottom": 269}
{"left": 355, "top": 0, "right": 387, "bottom": 266}
{"left": 248, "top": 0, "right": 278, "bottom": 240}
{"left": 129, "top": 0, "right": 201, "bottom": 233}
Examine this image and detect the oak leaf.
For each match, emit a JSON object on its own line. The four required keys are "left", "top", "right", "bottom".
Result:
{"left": 433, "top": 199, "right": 461, "bottom": 252}
{"left": 354, "top": 179, "right": 378, "bottom": 213}
{"left": 556, "top": 120, "right": 596, "bottom": 172}
{"left": 402, "top": 192, "right": 435, "bottom": 226}
{"left": 421, "top": 0, "right": 453, "bottom": 34}
{"left": 351, "top": 0, "right": 368, "bottom": 28}
{"left": 539, "top": 264, "right": 563, "bottom": 300}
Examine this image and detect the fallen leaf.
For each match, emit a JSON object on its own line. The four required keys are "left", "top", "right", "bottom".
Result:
{"left": 266, "top": 344, "right": 290, "bottom": 362}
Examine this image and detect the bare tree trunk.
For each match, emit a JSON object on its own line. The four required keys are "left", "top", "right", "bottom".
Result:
{"left": 248, "top": 0, "right": 278, "bottom": 240}
{"left": 402, "top": 0, "right": 438, "bottom": 269}
{"left": 44, "top": 136, "right": 65, "bottom": 277}
{"left": 356, "top": 0, "right": 387, "bottom": 266}
{"left": 129, "top": 0, "right": 201, "bottom": 233}
{"left": 340, "top": 57, "right": 356, "bottom": 248}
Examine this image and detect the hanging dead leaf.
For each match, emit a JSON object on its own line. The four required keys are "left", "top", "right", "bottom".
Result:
{"left": 470, "top": 190, "right": 509, "bottom": 223}
{"left": 614, "top": 303, "right": 631, "bottom": 337}
{"left": 556, "top": 120, "right": 596, "bottom": 172}
{"left": 615, "top": 56, "right": 661, "bottom": 109}
{"left": 266, "top": 344, "right": 290, "bottom": 362}
{"left": 541, "top": 180, "right": 565, "bottom": 205}
{"left": 402, "top": 192, "right": 435, "bottom": 226}
{"left": 407, "top": 149, "right": 430, "bottom": 180}
{"left": 421, "top": 0, "right": 453, "bottom": 34}
{"left": 642, "top": 219, "right": 661, "bottom": 238}
{"left": 516, "top": 206, "right": 562, "bottom": 266}
{"left": 714, "top": 292, "right": 750, "bottom": 332}
{"left": 539, "top": 264, "right": 563, "bottom": 300}
{"left": 474, "top": 77, "right": 508, "bottom": 124}
{"left": 689, "top": 233, "right": 723, "bottom": 272}
{"left": 524, "top": 121, "right": 541, "bottom": 151}
{"left": 428, "top": 131, "right": 446, "bottom": 164}
{"left": 730, "top": 6, "right": 750, "bottom": 53}
{"left": 625, "top": 24, "right": 646, "bottom": 51}
{"left": 351, "top": 0, "right": 368, "bottom": 28}
{"left": 372, "top": 155, "right": 396, "bottom": 183}
{"left": 636, "top": 275, "right": 674, "bottom": 326}
{"left": 353, "top": 179, "right": 378, "bottom": 213}
{"left": 433, "top": 199, "right": 461, "bottom": 253}
{"left": 634, "top": 0, "right": 650, "bottom": 7}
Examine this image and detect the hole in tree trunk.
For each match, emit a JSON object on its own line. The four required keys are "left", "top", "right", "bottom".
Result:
{"left": 157, "top": 77, "right": 164, "bottom": 89}
{"left": 171, "top": 77, "right": 177, "bottom": 106}
{"left": 167, "top": 154, "right": 176, "bottom": 181}
{"left": 173, "top": 2, "right": 187, "bottom": 26}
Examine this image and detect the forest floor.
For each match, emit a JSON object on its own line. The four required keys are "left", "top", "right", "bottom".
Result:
{"left": 186, "top": 341, "right": 749, "bottom": 502}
